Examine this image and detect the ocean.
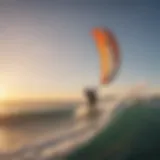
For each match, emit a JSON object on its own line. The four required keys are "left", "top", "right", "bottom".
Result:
{"left": 0, "top": 97, "right": 159, "bottom": 160}
{"left": 0, "top": 99, "right": 120, "bottom": 160}
{"left": 0, "top": 102, "right": 79, "bottom": 152}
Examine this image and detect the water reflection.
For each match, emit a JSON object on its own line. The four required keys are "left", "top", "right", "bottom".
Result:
{"left": 0, "top": 100, "right": 119, "bottom": 153}
{"left": 0, "top": 111, "right": 95, "bottom": 152}
{"left": 0, "top": 114, "right": 75, "bottom": 152}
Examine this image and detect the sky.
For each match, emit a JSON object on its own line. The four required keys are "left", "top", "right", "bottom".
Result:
{"left": 0, "top": 0, "right": 160, "bottom": 100}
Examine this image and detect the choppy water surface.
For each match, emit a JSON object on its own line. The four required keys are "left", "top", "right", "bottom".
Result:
{"left": 0, "top": 97, "right": 159, "bottom": 159}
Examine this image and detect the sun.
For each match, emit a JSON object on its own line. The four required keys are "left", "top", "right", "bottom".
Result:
{"left": 0, "top": 87, "right": 7, "bottom": 101}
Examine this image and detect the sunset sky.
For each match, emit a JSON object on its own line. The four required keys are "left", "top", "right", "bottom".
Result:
{"left": 0, "top": 0, "right": 159, "bottom": 100}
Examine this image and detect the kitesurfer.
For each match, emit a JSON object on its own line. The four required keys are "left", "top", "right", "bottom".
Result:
{"left": 84, "top": 88, "right": 98, "bottom": 111}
